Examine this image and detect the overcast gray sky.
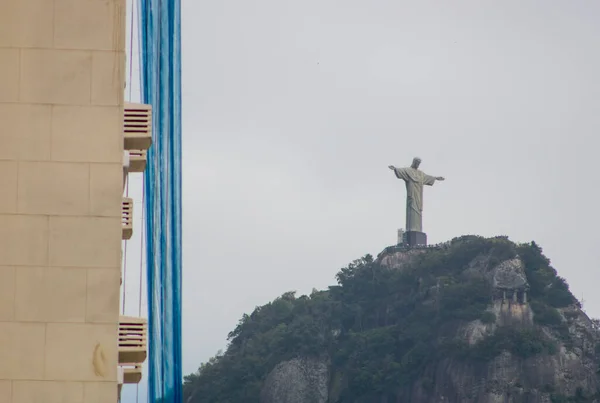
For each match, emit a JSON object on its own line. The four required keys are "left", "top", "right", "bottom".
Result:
{"left": 123, "top": 0, "right": 600, "bottom": 401}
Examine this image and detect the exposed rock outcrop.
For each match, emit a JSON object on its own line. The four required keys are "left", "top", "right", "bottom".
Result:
{"left": 260, "top": 357, "right": 329, "bottom": 403}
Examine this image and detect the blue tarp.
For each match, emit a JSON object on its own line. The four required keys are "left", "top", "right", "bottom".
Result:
{"left": 139, "top": 0, "right": 182, "bottom": 402}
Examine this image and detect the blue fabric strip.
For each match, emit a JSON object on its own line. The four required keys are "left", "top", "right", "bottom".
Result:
{"left": 139, "top": 0, "right": 183, "bottom": 401}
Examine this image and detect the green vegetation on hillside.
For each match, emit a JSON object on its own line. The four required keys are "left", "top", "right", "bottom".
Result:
{"left": 183, "top": 236, "right": 584, "bottom": 403}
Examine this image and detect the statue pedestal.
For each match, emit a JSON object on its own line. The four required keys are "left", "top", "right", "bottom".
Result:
{"left": 404, "top": 231, "right": 427, "bottom": 247}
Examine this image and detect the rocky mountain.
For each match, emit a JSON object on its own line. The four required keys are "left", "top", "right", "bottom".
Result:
{"left": 183, "top": 236, "right": 600, "bottom": 403}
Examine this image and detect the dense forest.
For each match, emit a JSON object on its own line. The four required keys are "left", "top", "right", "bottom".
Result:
{"left": 183, "top": 236, "right": 600, "bottom": 403}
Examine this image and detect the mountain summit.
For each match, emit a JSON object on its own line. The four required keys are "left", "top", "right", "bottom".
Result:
{"left": 184, "top": 236, "right": 600, "bottom": 403}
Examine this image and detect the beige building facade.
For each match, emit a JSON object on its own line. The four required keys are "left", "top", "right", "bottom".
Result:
{"left": 0, "top": 0, "right": 148, "bottom": 402}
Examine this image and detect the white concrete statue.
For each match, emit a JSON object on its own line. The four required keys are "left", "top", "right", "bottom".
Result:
{"left": 388, "top": 157, "right": 445, "bottom": 233}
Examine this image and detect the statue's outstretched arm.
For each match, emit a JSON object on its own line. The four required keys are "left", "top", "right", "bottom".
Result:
{"left": 390, "top": 166, "right": 410, "bottom": 181}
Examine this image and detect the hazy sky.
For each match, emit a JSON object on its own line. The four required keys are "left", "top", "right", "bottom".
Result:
{"left": 122, "top": 1, "right": 600, "bottom": 401}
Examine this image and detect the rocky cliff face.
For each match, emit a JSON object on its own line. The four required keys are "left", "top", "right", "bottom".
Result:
{"left": 260, "top": 357, "right": 329, "bottom": 403}
{"left": 259, "top": 242, "right": 600, "bottom": 403}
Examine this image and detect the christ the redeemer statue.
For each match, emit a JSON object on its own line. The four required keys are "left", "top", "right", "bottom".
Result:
{"left": 388, "top": 157, "right": 444, "bottom": 246}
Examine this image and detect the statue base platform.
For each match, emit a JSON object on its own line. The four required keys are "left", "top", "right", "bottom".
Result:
{"left": 404, "top": 231, "right": 427, "bottom": 247}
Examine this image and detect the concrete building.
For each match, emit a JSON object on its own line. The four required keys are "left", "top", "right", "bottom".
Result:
{"left": 0, "top": 1, "right": 149, "bottom": 402}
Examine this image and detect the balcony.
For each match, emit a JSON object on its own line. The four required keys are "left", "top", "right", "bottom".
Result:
{"left": 122, "top": 198, "right": 133, "bottom": 240}
{"left": 128, "top": 150, "right": 147, "bottom": 173}
{"left": 118, "top": 316, "right": 148, "bottom": 364}
{"left": 124, "top": 103, "right": 152, "bottom": 150}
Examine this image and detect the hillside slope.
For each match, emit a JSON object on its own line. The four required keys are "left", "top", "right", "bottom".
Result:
{"left": 183, "top": 236, "right": 600, "bottom": 403}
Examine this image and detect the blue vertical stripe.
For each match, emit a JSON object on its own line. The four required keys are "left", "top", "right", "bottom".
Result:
{"left": 139, "top": 0, "right": 183, "bottom": 401}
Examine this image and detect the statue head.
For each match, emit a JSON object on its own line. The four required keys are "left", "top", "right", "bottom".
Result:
{"left": 411, "top": 157, "right": 421, "bottom": 169}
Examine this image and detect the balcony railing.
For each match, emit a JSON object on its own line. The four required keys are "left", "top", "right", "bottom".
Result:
{"left": 124, "top": 103, "right": 152, "bottom": 151}
{"left": 118, "top": 316, "right": 148, "bottom": 364}
{"left": 122, "top": 198, "right": 133, "bottom": 240}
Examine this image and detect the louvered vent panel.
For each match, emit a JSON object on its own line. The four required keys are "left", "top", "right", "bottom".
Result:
{"left": 124, "top": 103, "right": 152, "bottom": 150}
{"left": 122, "top": 198, "right": 133, "bottom": 240}
{"left": 118, "top": 316, "right": 148, "bottom": 364}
